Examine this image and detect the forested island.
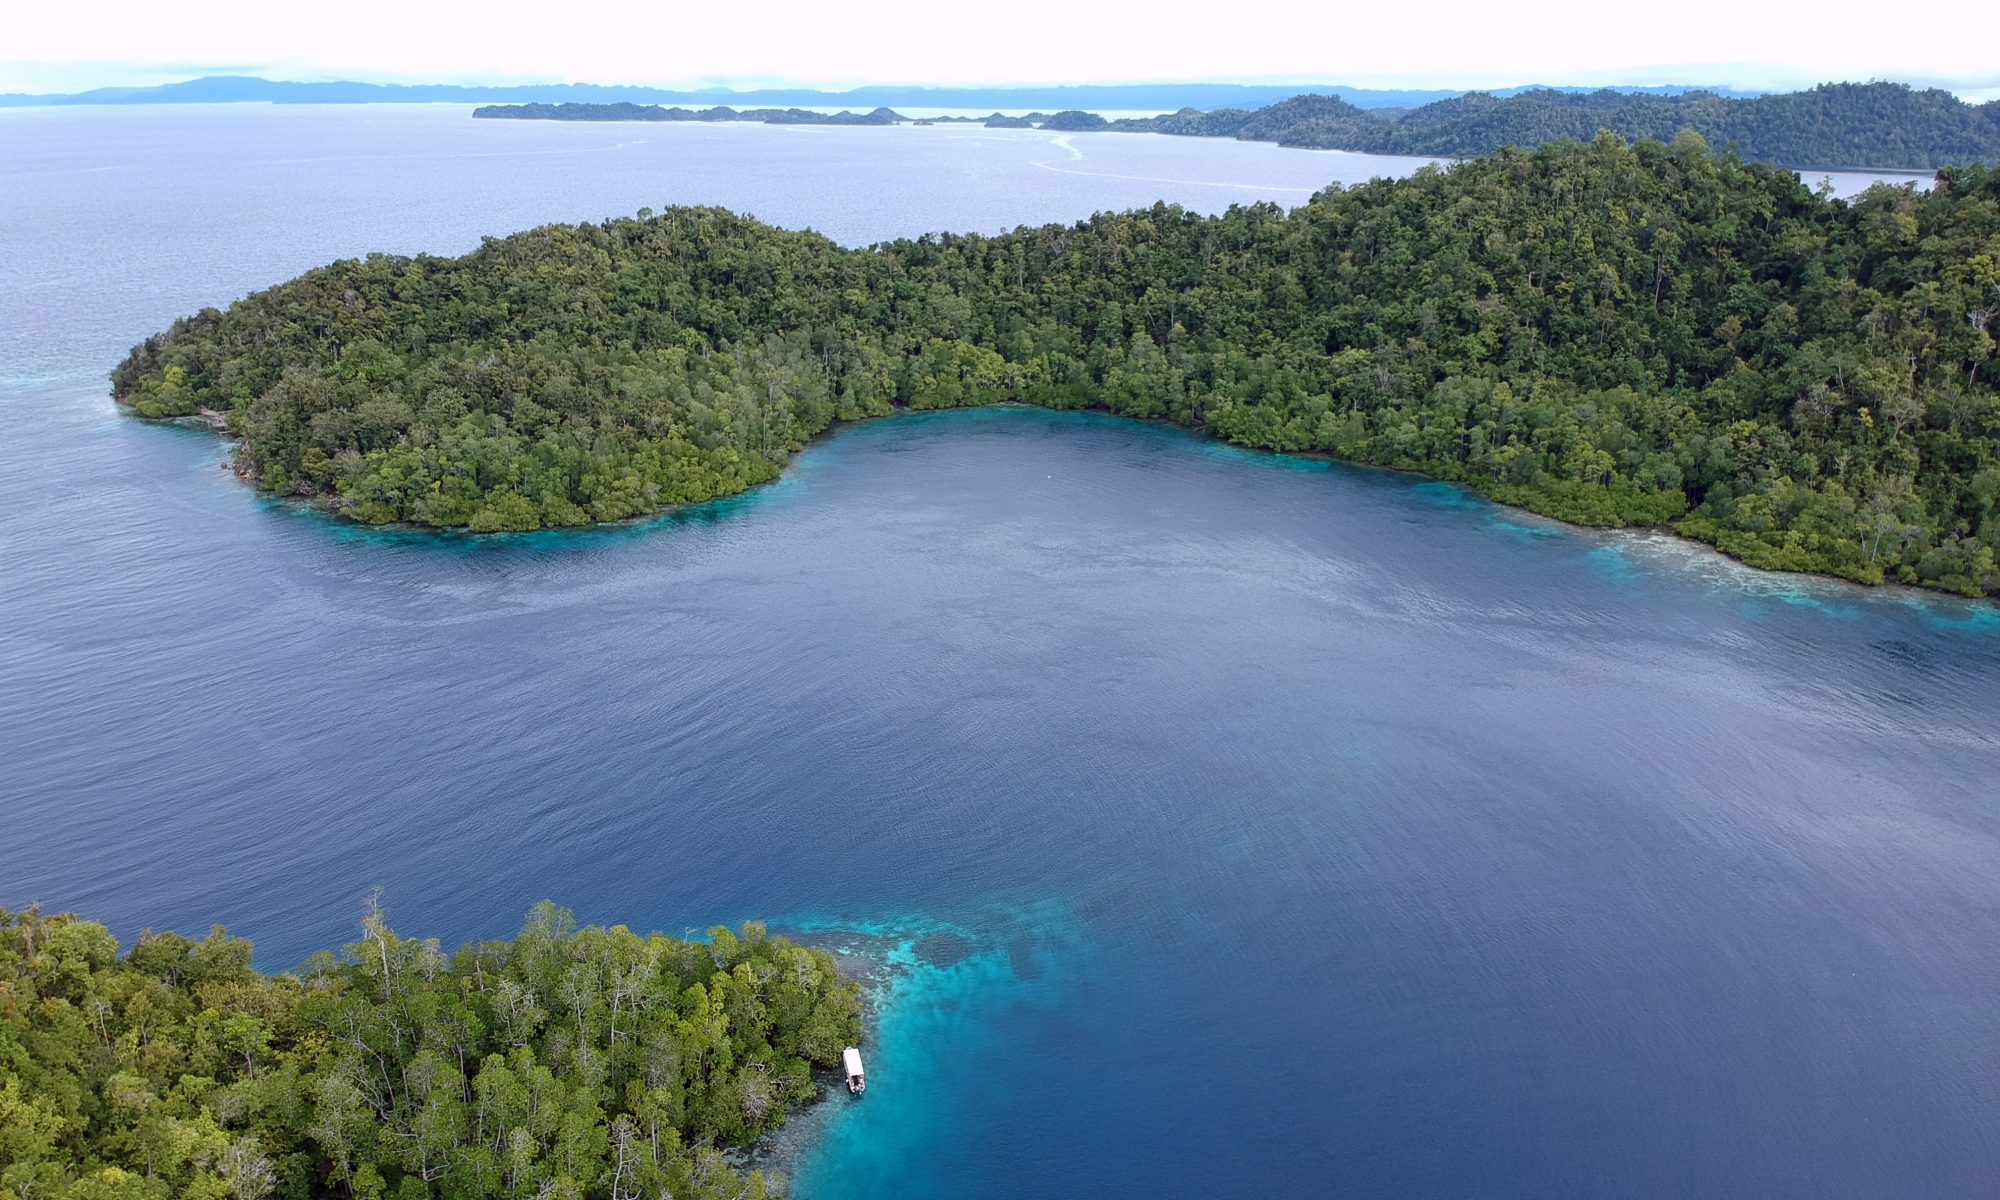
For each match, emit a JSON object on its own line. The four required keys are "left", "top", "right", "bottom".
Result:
{"left": 116, "top": 133, "right": 2000, "bottom": 597}
{"left": 0, "top": 901, "right": 860, "bottom": 1200}
{"left": 481, "top": 82, "right": 2000, "bottom": 171}
{"left": 1110, "top": 82, "right": 2000, "bottom": 170}
{"left": 473, "top": 103, "right": 905, "bottom": 127}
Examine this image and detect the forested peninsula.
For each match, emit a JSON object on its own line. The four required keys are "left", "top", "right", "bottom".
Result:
{"left": 0, "top": 901, "right": 861, "bottom": 1200}
{"left": 1112, "top": 82, "right": 2000, "bottom": 171}
{"left": 116, "top": 134, "right": 2000, "bottom": 597}
{"left": 480, "top": 82, "right": 2000, "bottom": 171}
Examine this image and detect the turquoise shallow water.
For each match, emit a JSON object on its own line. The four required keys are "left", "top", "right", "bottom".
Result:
{"left": 5, "top": 106, "right": 2000, "bottom": 1198}
{"left": 766, "top": 907, "right": 1080, "bottom": 1196}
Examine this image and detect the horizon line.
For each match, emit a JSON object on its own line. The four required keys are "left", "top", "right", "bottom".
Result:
{"left": 9, "top": 72, "right": 1985, "bottom": 104}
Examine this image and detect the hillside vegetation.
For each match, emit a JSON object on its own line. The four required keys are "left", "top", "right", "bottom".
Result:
{"left": 0, "top": 901, "right": 858, "bottom": 1200}
{"left": 477, "top": 82, "right": 2000, "bottom": 171}
{"left": 116, "top": 134, "right": 2000, "bottom": 596}
{"left": 1117, "top": 82, "right": 2000, "bottom": 169}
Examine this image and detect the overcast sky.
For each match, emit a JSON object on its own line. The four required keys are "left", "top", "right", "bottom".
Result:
{"left": 6, "top": 0, "right": 1998, "bottom": 98}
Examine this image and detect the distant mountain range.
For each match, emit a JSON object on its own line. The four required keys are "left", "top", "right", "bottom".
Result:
{"left": 0, "top": 74, "right": 1761, "bottom": 114}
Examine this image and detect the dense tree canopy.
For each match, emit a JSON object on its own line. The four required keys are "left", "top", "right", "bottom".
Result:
{"left": 0, "top": 902, "right": 861, "bottom": 1200}
{"left": 116, "top": 133, "right": 2000, "bottom": 596}
{"left": 1117, "top": 82, "right": 2000, "bottom": 170}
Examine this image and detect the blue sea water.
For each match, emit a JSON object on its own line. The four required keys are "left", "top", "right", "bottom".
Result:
{"left": 3, "top": 105, "right": 2000, "bottom": 1198}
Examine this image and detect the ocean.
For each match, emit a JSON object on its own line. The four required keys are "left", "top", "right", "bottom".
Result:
{"left": 1, "top": 103, "right": 1994, "bottom": 1198}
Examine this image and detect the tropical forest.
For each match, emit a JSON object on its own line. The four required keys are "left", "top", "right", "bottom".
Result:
{"left": 0, "top": 901, "right": 861, "bottom": 1200}
{"left": 1111, "top": 81, "right": 2000, "bottom": 170}
{"left": 114, "top": 131, "right": 2000, "bottom": 597}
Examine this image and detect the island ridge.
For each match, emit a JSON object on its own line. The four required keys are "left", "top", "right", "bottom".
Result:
{"left": 115, "top": 133, "right": 2000, "bottom": 598}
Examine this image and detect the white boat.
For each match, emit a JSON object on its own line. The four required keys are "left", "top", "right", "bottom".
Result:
{"left": 842, "top": 1046, "right": 866, "bottom": 1094}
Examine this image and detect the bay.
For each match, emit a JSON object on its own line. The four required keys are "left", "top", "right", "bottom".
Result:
{"left": 2, "top": 104, "right": 1997, "bottom": 1199}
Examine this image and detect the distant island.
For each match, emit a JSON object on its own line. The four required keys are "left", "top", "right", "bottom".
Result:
{"left": 115, "top": 133, "right": 2000, "bottom": 598}
{"left": 0, "top": 900, "right": 858, "bottom": 1200}
{"left": 1106, "top": 82, "right": 2000, "bottom": 170}
{"left": 474, "top": 101, "right": 906, "bottom": 126}
{"left": 482, "top": 82, "right": 2000, "bottom": 171}
{"left": 10, "top": 74, "right": 1740, "bottom": 113}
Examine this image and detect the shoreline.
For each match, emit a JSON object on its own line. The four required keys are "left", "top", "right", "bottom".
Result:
{"left": 128, "top": 395, "right": 1998, "bottom": 610}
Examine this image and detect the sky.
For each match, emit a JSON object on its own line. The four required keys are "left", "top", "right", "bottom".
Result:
{"left": 5, "top": 0, "right": 1999, "bottom": 98}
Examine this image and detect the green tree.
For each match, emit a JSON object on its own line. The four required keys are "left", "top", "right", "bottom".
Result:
{"left": 114, "top": 138, "right": 2000, "bottom": 597}
{"left": 0, "top": 902, "right": 858, "bottom": 1200}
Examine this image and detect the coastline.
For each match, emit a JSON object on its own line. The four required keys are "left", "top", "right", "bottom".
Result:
{"left": 751, "top": 910, "right": 1075, "bottom": 1198}
{"left": 126, "top": 395, "right": 1998, "bottom": 609}
{"left": 464, "top": 84, "right": 1997, "bottom": 175}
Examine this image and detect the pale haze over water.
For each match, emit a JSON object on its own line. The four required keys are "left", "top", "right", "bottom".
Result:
{"left": 2, "top": 104, "right": 1995, "bottom": 1199}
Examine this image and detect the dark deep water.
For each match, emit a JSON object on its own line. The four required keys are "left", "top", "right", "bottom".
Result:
{"left": 4, "top": 105, "right": 2000, "bottom": 1198}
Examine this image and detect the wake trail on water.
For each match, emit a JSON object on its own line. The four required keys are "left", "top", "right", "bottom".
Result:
{"left": 1027, "top": 134, "right": 1317, "bottom": 194}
